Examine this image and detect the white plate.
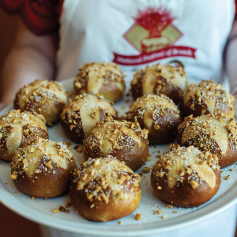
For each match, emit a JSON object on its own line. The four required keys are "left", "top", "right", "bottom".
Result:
{"left": 0, "top": 74, "right": 237, "bottom": 236}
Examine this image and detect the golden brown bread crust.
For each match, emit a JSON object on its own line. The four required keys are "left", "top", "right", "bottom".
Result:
{"left": 150, "top": 145, "right": 221, "bottom": 207}
{"left": 180, "top": 80, "right": 234, "bottom": 118}
{"left": 69, "top": 157, "right": 141, "bottom": 222}
{"left": 131, "top": 64, "right": 188, "bottom": 104}
{"left": 14, "top": 79, "right": 68, "bottom": 125}
{"left": 10, "top": 139, "right": 77, "bottom": 198}
{"left": 83, "top": 121, "right": 149, "bottom": 171}
{"left": 12, "top": 162, "right": 76, "bottom": 198}
{"left": 61, "top": 94, "right": 117, "bottom": 143}
{"left": 177, "top": 114, "right": 237, "bottom": 168}
{"left": 126, "top": 94, "right": 182, "bottom": 144}
{"left": 74, "top": 62, "right": 125, "bottom": 102}
{"left": 0, "top": 110, "right": 48, "bottom": 162}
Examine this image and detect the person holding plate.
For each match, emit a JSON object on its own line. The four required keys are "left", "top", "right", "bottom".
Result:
{"left": 0, "top": 0, "right": 237, "bottom": 237}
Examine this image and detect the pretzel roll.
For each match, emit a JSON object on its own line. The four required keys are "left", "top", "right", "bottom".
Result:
{"left": 151, "top": 145, "right": 221, "bottom": 208}
{"left": 10, "top": 139, "right": 77, "bottom": 198}
{"left": 180, "top": 80, "right": 234, "bottom": 118}
{"left": 83, "top": 121, "right": 149, "bottom": 171}
{"left": 126, "top": 94, "right": 182, "bottom": 144}
{"left": 74, "top": 62, "right": 125, "bottom": 102}
{"left": 177, "top": 114, "right": 237, "bottom": 168}
{"left": 14, "top": 79, "right": 68, "bottom": 125}
{"left": 69, "top": 156, "right": 141, "bottom": 222}
{"left": 0, "top": 110, "right": 48, "bottom": 162}
{"left": 131, "top": 63, "right": 188, "bottom": 104}
{"left": 61, "top": 94, "right": 117, "bottom": 143}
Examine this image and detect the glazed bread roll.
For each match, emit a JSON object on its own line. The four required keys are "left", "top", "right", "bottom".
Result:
{"left": 10, "top": 139, "right": 77, "bottom": 198}
{"left": 131, "top": 63, "right": 188, "bottom": 104}
{"left": 61, "top": 94, "right": 117, "bottom": 143}
{"left": 0, "top": 110, "right": 48, "bottom": 162}
{"left": 74, "top": 62, "right": 125, "bottom": 102}
{"left": 14, "top": 79, "right": 68, "bottom": 125}
{"left": 69, "top": 156, "right": 141, "bottom": 222}
{"left": 180, "top": 80, "right": 234, "bottom": 118}
{"left": 151, "top": 145, "right": 221, "bottom": 208}
{"left": 177, "top": 114, "right": 237, "bottom": 168}
{"left": 83, "top": 120, "right": 149, "bottom": 171}
{"left": 126, "top": 94, "right": 182, "bottom": 144}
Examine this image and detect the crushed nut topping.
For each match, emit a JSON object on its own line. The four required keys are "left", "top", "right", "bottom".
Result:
{"left": 52, "top": 208, "right": 60, "bottom": 213}
{"left": 153, "top": 208, "right": 163, "bottom": 214}
{"left": 71, "top": 156, "right": 141, "bottom": 204}
{"left": 126, "top": 94, "right": 181, "bottom": 138}
{"left": 74, "top": 62, "right": 125, "bottom": 101}
{"left": 178, "top": 114, "right": 237, "bottom": 157}
{"left": 143, "top": 167, "right": 151, "bottom": 173}
{"left": 183, "top": 80, "right": 234, "bottom": 117}
{"left": 0, "top": 110, "right": 48, "bottom": 161}
{"left": 61, "top": 94, "right": 117, "bottom": 139}
{"left": 167, "top": 204, "right": 174, "bottom": 208}
{"left": 131, "top": 64, "right": 188, "bottom": 102}
{"left": 10, "top": 139, "right": 75, "bottom": 178}
{"left": 83, "top": 120, "right": 149, "bottom": 157}
{"left": 225, "top": 175, "right": 231, "bottom": 180}
{"left": 15, "top": 80, "right": 67, "bottom": 123}
{"left": 151, "top": 145, "right": 219, "bottom": 189}
{"left": 135, "top": 213, "right": 142, "bottom": 220}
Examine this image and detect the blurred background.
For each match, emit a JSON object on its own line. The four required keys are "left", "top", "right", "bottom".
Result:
{"left": 0, "top": 8, "right": 41, "bottom": 237}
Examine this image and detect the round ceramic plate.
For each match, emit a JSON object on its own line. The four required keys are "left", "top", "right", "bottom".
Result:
{"left": 0, "top": 74, "right": 237, "bottom": 236}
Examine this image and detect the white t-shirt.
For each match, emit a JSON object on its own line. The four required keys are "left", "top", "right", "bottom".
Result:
{"left": 56, "top": 0, "right": 234, "bottom": 84}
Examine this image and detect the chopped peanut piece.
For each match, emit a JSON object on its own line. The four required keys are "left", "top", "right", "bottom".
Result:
{"left": 167, "top": 204, "right": 173, "bottom": 208}
{"left": 135, "top": 213, "right": 142, "bottom": 220}
{"left": 190, "top": 180, "right": 199, "bottom": 189}
{"left": 11, "top": 174, "right": 17, "bottom": 180}
{"left": 143, "top": 167, "right": 150, "bottom": 173}
{"left": 225, "top": 175, "right": 231, "bottom": 180}
{"left": 153, "top": 208, "right": 163, "bottom": 215}
{"left": 65, "top": 201, "right": 71, "bottom": 208}
{"left": 53, "top": 209, "right": 60, "bottom": 213}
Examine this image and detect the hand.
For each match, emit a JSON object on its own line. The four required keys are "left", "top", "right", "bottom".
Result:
{"left": 0, "top": 103, "right": 7, "bottom": 112}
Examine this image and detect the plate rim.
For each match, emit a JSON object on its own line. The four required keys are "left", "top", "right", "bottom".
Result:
{"left": 0, "top": 77, "right": 236, "bottom": 236}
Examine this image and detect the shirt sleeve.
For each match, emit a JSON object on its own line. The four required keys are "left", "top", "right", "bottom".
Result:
{"left": 0, "top": 0, "right": 63, "bottom": 35}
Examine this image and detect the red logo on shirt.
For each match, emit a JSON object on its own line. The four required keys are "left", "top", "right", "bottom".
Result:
{"left": 113, "top": 7, "right": 196, "bottom": 66}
